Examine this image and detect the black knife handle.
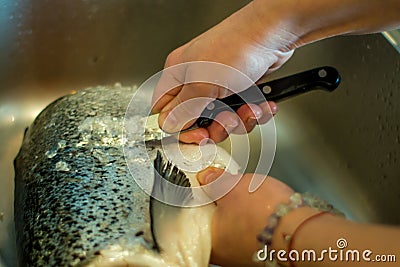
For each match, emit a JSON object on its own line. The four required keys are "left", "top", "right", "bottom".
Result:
{"left": 195, "top": 66, "right": 341, "bottom": 128}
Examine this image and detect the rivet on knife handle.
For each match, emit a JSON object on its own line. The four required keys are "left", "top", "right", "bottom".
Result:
{"left": 195, "top": 66, "right": 341, "bottom": 128}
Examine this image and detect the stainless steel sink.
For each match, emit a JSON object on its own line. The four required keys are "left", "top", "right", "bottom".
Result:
{"left": 1, "top": 1, "right": 399, "bottom": 266}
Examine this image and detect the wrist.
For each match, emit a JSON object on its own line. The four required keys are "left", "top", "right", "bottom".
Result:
{"left": 273, "top": 207, "right": 322, "bottom": 252}
{"left": 250, "top": 0, "right": 301, "bottom": 52}
{"left": 252, "top": 0, "right": 400, "bottom": 49}
{"left": 255, "top": 193, "right": 345, "bottom": 266}
{"left": 274, "top": 207, "right": 346, "bottom": 267}
{"left": 251, "top": 0, "right": 347, "bottom": 49}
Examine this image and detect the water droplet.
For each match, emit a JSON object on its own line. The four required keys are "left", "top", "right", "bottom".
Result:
{"left": 55, "top": 161, "right": 70, "bottom": 172}
{"left": 92, "top": 149, "right": 109, "bottom": 163}
{"left": 45, "top": 149, "right": 57, "bottom": 159}
{"left": 58, "top": 140, "right": 67, "bottom": 149}
{"left": 75, "top": 141, "right": 88, "bottom": 147}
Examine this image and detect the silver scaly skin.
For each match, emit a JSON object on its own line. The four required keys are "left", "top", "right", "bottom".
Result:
{"left": 14, "top": 85, "right": 239, "bottom": 267}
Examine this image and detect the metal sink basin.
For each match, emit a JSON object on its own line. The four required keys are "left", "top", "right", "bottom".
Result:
{"left": 1, "top": 1, "right": 399, "bottom": 266}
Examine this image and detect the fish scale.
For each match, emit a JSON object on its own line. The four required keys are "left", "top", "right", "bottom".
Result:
{"left": 14, "top": 86, "right": 160, "bottom": 266}
{"left": 14, "top": 85, "right": 239, "bottom": 267}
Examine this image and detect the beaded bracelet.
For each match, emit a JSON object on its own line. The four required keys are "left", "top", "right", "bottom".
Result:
{"left": 255, "top": 192, "right": 345, "bottom": 267}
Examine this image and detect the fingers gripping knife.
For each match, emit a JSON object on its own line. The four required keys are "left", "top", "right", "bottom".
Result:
{"left": 195, "top": 66, "right": 341, "bottom": 128}
{"left": 146, "top": 66, "right": 341, "bottom": 136}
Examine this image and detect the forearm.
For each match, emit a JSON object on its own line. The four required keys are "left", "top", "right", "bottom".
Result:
{"left": 274, "top": 207, "right": 400, "bottom": 266}
{"left": 252, "top": 0, "right": 400, "bottom": 50}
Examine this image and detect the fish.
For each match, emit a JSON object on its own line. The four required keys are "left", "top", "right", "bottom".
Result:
{"left": 14, "top": 84, "right": 240, "bottom": 267}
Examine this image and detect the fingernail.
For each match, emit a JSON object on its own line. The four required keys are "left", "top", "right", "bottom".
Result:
{"left": 197, "top": 167, "right": 220, "bottom": 185}
{"left": 253, "top": 108, "right": 263, "bottom": 120}
{"left": 269, "top": 103, "right": 278, "bottom": 114}
{"left": 199, "top": 137, "right": 211, "bottom": 146}
{"left": 247, "top": 117, "right": 258, "bottom": 127}
{"left": 162, "top": 112, "right": 178, "bottom": 132}
{"left": 223, "top": 118, "right": 239, "bottom": 134}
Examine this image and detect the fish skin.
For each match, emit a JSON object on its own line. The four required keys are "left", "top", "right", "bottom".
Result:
{"left": 14, "top": 85, "right": 238, "bottom": 267}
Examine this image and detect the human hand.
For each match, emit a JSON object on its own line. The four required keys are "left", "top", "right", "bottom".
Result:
{"left": 197, "top": 167, "right": 295, "bottom": 267}
{"left": 151, "top": 0, "right": 297, "bottom": 144}
{"left": 151, "top": 0, "right": 400, "bottom": 144}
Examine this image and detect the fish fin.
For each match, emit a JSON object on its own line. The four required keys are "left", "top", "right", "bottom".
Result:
{"left": 150, "top": 151, "right": 194, "bottom": 252}
{"left": 151, "top": 150, "right": 193, "bottom": 205}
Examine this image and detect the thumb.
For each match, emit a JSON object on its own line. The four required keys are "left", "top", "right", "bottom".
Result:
{"left": 158, "top": 88, "right": 215, "bottom": 133}
{"left": 197, "top": 167, "right": 225, "bottom": 185}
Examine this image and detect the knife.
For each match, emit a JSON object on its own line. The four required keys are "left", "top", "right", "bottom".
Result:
{"left": 145, "top": 66, "right": 341, "bottom": 140}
